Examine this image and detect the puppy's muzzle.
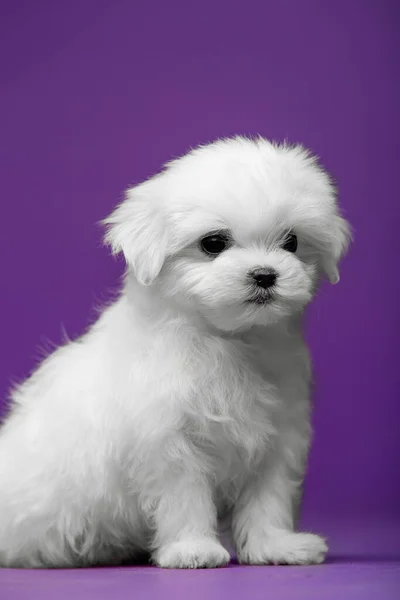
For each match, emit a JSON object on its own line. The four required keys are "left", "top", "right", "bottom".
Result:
{"left": 246, "top": 268, "right": 278, "bottom": 305}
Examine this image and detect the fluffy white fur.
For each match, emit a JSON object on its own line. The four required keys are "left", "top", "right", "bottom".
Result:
{"left": 0, "top": 136, "right": 350, "bottom": 569}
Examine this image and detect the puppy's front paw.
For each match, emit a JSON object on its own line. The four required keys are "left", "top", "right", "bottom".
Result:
{"left": 238, "top": 532, "right": 327, "bottom": 565}
{"left": 153, "top": 539, "right": 230, "bottom": 569}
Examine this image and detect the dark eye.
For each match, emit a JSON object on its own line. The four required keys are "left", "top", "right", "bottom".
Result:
{"left": 200, "top": 232, "right": 230, "bottom": 256}
{"left": 282, "top": 232, "right": 298, "bottom": 253}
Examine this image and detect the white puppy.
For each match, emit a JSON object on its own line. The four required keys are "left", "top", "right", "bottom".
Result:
{"left": 0, "top": 136, "right": 350, "bottom": 569}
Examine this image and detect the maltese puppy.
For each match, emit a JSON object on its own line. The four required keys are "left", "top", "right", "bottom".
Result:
{"left": 0, "top": 136, "right": 350, "bottom": 568}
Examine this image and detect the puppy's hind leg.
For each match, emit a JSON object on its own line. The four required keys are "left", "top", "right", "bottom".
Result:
{"left": 0, "top": 411, "right": 106, "bottom": 568}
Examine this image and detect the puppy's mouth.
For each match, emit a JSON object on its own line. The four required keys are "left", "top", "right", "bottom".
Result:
{"left": 246, "top": 292, "right": 275, "bottom": 306}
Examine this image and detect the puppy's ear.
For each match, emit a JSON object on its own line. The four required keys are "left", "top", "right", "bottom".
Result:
{"left": 103, "top": 181, "right": 168, "bottom": 286}
{"left": 322, "top": 214, "right": 351, "bottom": 284}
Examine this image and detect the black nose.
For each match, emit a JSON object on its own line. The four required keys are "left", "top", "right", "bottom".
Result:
{"left": 252, "top": 269, "right": 277, "bottom": 289}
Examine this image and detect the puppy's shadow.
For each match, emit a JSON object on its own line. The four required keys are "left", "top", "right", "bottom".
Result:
{"left": 228, "top": 555, "right": 400, "bottom": 567}
{"left": 120, "top": 552, "right": 152, "bottom": 566}
{"left": 110, "top": 553, "right": 400, "bottom": 568}
{"left": 326, "top": 554, "right": 400, "bottom": 565}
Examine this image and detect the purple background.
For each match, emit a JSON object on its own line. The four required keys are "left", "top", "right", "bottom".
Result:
{"left": 0, "top": 1, "right": 399, "bottom": 598}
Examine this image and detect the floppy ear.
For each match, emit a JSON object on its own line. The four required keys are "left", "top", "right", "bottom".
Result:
{"left": 103, "top": 182, "right": 168, "bottom": 286}
{"left": 322, "top": 214, "right": 351, "bottom": 284}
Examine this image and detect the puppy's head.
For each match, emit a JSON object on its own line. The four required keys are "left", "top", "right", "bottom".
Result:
{"left": 104, "top": 137, "right": 351, "bottom": 332}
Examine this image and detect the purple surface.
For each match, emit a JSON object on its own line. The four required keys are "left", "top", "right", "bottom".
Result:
{"left": 0, "top": 1, "right": 399, "bottom": 598}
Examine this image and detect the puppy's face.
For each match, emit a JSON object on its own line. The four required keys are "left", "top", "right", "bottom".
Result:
{"left": 105, "top": 137, "right": 350, "bottom": 332}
